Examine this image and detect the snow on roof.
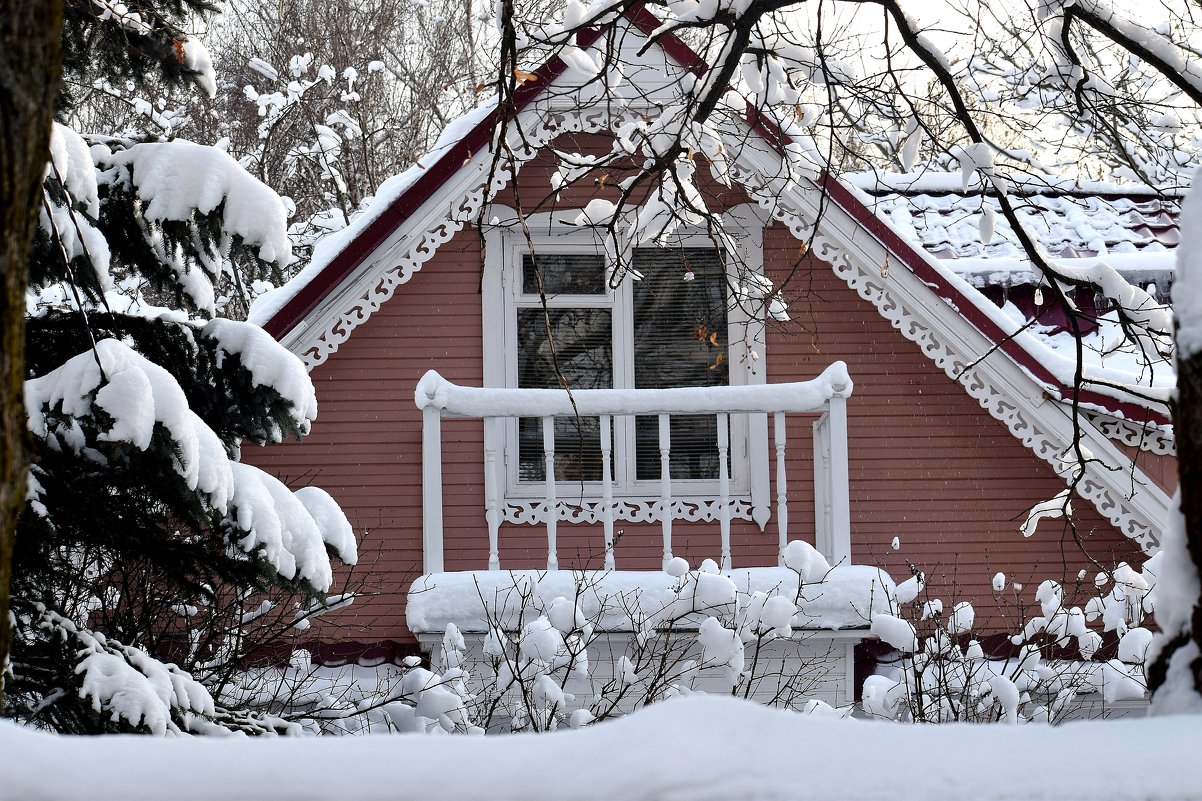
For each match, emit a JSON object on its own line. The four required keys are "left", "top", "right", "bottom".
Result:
{"left": 5, "top": 694, "right": 1200, "bottom": 800}
{"left": 849, "top": 170, "right": 1181, "bottom": 276}
{"left": 406, "top": 565, "right": 896, "bottom": 634}
{"left": 839, "top": 172, "right": 1180, "bottom": 412}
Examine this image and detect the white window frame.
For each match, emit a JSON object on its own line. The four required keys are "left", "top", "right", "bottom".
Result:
{"left": 481, "top": 204, "right": 771, "bottom": 521}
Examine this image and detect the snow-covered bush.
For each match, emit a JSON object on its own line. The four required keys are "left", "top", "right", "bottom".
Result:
{"left": 863, "top": 558, "right": 1159, "bottom": 724}
{"left": 385, "top": 541, "right": 886, "bottom": 734}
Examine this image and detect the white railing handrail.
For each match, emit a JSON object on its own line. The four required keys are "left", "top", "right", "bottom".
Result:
{"left": 416, "top": 366, "right": 853, "bottom": 576}
{"left": 414, "top": 362, "right": 852, "bottom": 418}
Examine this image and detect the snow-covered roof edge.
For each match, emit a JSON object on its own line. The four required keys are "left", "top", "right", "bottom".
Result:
{"left": 824, "top": 176, "right": 1172, "bottom": 428}
{"left": 247, "top": 101, "right": 496, "bottom": 328}
{"left": 845, "top": 169, "right": 1190, "bottom": 197}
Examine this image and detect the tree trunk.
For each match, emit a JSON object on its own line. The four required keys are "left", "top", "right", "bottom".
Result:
{"left": 0, "top": 0, "right": 64, "bottom": 713}
{"left": 1150, "top": 351, "right": 1202, "bottom": 701}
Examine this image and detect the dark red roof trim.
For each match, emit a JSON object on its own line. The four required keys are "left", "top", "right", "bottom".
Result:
{"left": 262, "top": 6, "right": 1170, "bottom": 427}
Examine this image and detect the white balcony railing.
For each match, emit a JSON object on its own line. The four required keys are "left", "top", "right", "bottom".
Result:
{"left": 414, "top": 363, "right": 853, "bottom": 574}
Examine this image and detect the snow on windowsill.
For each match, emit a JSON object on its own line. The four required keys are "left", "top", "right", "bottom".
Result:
{"left": 406, "top": 565, "right": 895, "bottom": 634}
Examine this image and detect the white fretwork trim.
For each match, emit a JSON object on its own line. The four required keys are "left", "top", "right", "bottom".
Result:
{"left": 1087, "top": 413, "right": 1176, "bottom": 456}
{"left": 502, "top": 497, "right": 754, "bottom": 526}
{"left": 726, "top": 160, "right": 1167, "bottom": 552}
{"left": 285, "top": 107, "right": 627, "bottom": 368}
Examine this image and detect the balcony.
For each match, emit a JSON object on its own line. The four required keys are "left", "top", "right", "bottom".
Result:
{"left": 413, "top": 362, "right": 853, "bottom": 574}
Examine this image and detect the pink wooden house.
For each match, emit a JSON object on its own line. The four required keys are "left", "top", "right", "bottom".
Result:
{"left": 243, "top": 9, "right": 1176, "bottom": 695}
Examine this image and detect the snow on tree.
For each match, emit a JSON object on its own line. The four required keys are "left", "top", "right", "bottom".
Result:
{"left": 169, "top": 0, "right": 490, "bottom": 300}
{"left": 864, "top": 550, "right": 1158, "bottom": 724}
{"left": 2, "top": 1, "right": 356, "bottom": 734}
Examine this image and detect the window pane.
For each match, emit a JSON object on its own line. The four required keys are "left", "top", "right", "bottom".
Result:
{"left": 517, "top": 308, "right": 611, "bottom": 481}
{"left": 631, "top": 248, "right": 728, "bottom": 480}
{"left": 632, "top": 248, "right": 728, "bottom": 388}
{"left": 517, "top": 308, "right": 612, "bottom": 390}
{"left": 519, "top": 416, "right": 613, "bottom": 482}
{"left": 522, "top": 253, "right": 607, "bottom": 295}
{"left": 635, "top": 414, "right": 727, "bottom": 481}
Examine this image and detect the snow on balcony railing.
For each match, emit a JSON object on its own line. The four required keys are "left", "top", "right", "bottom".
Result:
{"left": 406, "top": 565, "right": 893, "bottom": 635}
{"left": 414, "top": 363, "right": 853, "bottom": 574}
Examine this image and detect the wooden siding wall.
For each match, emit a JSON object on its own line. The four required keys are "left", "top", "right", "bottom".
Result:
{"left": 1116, "top": 443, "right": 1177, "bottom": 496}
{"left": 244, "top": 231, "right": 486, "bottom": 650}
{"left": 246, "top": 142, "right": 1154, "bottom": 648}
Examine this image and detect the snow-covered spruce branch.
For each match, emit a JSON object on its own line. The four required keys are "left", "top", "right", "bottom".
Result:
{"left": 12, "top": 73, "right": 360, "bottom": 733}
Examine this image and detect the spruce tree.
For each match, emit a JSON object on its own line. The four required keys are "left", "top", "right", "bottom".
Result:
{"left": 4, "top": 1, "right": 356, "bottom": 734}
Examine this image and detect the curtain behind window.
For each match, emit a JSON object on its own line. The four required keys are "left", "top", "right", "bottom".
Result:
{"left": 514, "top": 248, "right": 728, "bottom": 483}
{"left": 632, "top": 248, "right": 728, "bottom": 480}
{"left": 517, "top": 255, "right": 611, "bottom": 481}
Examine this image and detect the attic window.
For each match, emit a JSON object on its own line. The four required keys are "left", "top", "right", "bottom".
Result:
{"left": 483, "top": 205, "right": 768, "bottom": 506}
{"left": 516, "top": 247, "right": 729, "bottom": 484}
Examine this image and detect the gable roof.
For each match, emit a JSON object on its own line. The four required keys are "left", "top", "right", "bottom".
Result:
{"left": 251, "top": 7, "right": 1173, "bottom": 552}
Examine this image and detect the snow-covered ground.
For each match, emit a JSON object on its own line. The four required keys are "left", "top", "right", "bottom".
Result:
{"left": 3, "top": 695, "right": 1198, "bottom": 801}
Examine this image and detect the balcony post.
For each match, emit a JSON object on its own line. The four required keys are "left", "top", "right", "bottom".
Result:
{"left": 827, "top": 390, "right": 852, "bottom": 565}
{"left": 422, "top": 402, "right": 445, "bottom": 574}
{"left": 813, "top": 412, "right": 831, "bottom": 559}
